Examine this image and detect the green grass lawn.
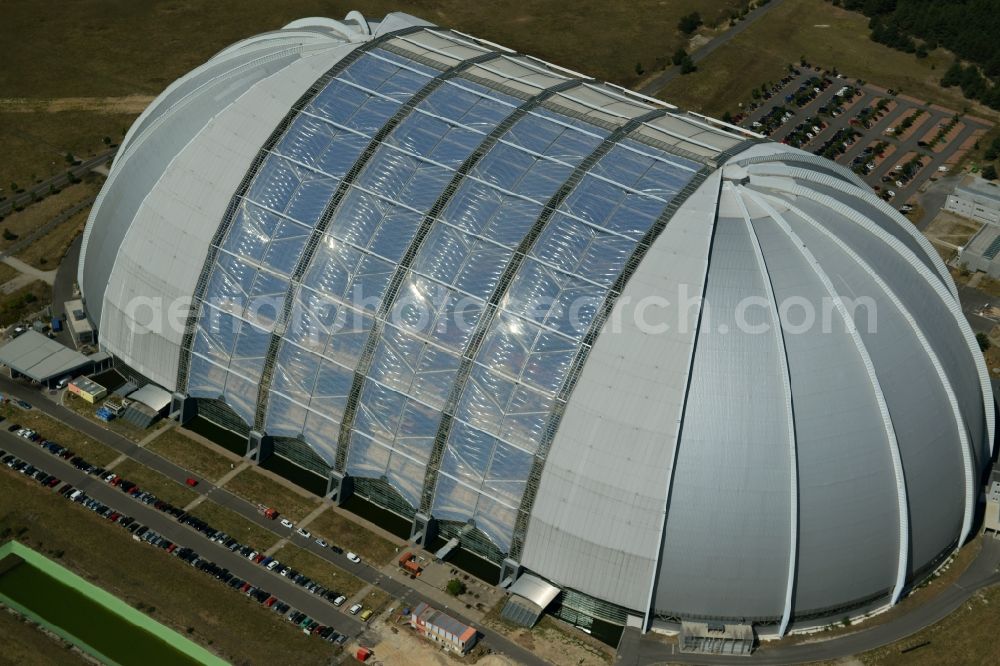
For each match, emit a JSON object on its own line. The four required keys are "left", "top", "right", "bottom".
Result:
{"left": 658, "top": 0, "right": 1000, "bottom": 121}
{"left": 146, "top": 427, "right": 237, "bottom": 483}
{"left": 224, "top": 467, "right": 320, "bottom": 522}
{"left": 306, "top": 507, "right": 400, "bottom": 566}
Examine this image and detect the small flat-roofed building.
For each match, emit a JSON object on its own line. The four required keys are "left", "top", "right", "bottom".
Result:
{"left": 64, "top": 299, "right": 95, "bottom": 345}
{"left": 946, "top": 176, "right": 1000, "bottom": 226}
{"left": 409, "top": 602, "right": 478, "bottom": 654}
{"left": 68, "top": 377, "right": 108, "bottom": 403}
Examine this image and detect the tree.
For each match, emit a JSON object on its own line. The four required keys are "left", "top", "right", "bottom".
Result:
{"left": 634, "top": 61, "right": 644, "bottom": 76}
{"left": 722, "top": 111, "right": 733, "bottom": 123}
{"left": 680, "top": 56, "right": 697, "bottom": 75}
{"left": 983, "top": 164, "right": 999, "bottom": 181}
{"left": 677, "top": 12, "right": 702, "bottom": 35}
{"left": 446, "top": 579, "right": 467, "bottom": 596}
{"left": 941, "top": 60, "right": 964, "bottom": 88}
{"left": 977, "top": 332, "right": 992, "bottom": 352}
{"left": 672, "top": 47, "right": 688, "bottom": 66}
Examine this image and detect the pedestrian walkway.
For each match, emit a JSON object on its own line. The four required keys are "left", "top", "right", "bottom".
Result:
{"left": 182, "top": 460, "right": 251, "bottom": 512}
{"left": 1, "top": 256, "right": 57, "bottom": 285}
{"left": 263, "top": 537, "right": 287, "bottom": 557}
{"left": 104, "top": 452, "right": 129, "bottom": 471}
{"left": 138, "top": 421, "right": 172, "bottom": 447}
{"left": 295, "top": 501, "right": 330, "bottom": 530}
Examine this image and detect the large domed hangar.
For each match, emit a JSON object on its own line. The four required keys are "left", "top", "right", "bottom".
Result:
{"left": 79, "top": 11, "right": 993, "bottom": 635}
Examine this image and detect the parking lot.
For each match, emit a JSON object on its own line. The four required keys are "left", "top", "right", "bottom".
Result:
{"left": 738, "top": 65, "right": 991, "bottom": 209}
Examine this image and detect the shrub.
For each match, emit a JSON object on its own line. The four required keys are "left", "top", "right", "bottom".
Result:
{"left": 446, "top": 579, "right": 467, "bottom": 596}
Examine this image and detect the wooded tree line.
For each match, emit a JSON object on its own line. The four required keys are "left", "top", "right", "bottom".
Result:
{"left": 830, "top": 0, "right": 1000, "bottom": 109}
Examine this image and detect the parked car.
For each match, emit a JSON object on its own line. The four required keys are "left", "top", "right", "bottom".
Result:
{"left": 346, "top": 552, "right": 361, "bottom": 563}
{"left": 360, "top": 608, "right": 374, "bottom": 622}
{"left": 315, "top": 538, "right": 328, "bottom": 548}
{"left": 348, "top": 603, "right": 362, "bottom": 615}
{"left": 280, "top": 518, "right": 294, "bottom": 529}
{"left": 295, "top": 527, "right": 311, "bottom": 539}
{"left": 185, "top": 477, "right": 198, "bottom": 487}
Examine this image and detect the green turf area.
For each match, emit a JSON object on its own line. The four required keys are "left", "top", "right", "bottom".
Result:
{"left": 0, "top": 403, "right": 118, "bottom": 467}
{"left": 146, "top": 427, "right": 237, "bottom": 483}
{"left": 224, "top": 467, "right": 320, "bottom": 522}
{"left": 0, "top": 467, "right": 338, "bottom": 664}
{"left": 271, "top": 544, "right": 364, "bottom": 599}
{"left": 306, "top": 507, "right": 400, "bottom": 566}
{"left": 110, "top": 459, "right": 199, "bottom": 508}
{"left": 657, "top": 0, "right": 1000, "bottom": 120}
{"left": 188, "top": 499, "right": 280, "bottom": 551}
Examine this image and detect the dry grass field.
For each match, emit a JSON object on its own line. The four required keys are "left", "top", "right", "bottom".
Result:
{"left": 658, "top": 0, "right": 1000, "bottom": 120}
{"left": 0, "top": 0, "right": 744, "bottom": 191}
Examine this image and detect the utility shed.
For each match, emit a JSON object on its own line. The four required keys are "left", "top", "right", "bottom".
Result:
{"left": 64, "top": 299, "right": 95, "bottom": 345}
{"left": 0, "top": 330, "right": 110, "bottom": 386}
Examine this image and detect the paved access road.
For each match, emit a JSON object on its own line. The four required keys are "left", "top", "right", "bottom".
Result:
{"left": 0, "top": 429, "right": 363, "bottom": 636}
{"left": 0, "top": 150, "right": 115, "bottom": 217}
{"left": 0, "top": 375, "right": 547, "bottom": 666}
{"left": 637, "top": 0, "right": 788, "bottom": 96}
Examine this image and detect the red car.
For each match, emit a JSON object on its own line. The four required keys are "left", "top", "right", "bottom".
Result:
{"left": 185, "top": 477, "right": 198, "bottom": 487}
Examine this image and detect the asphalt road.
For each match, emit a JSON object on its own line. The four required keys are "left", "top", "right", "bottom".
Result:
{"left": 636, "top": 0, "right": 787, "bottom": 97}
{"left": 0, "top": 375, "right": 547, "bottom": 666}
{"left": 0, "top": 429, "right": 364, "bottom": 636}
{"left": 51, "top": 233, "right": 83, "bottom": 348}
{"left": 0, "top": 150, "right": 115, "bottom": 217}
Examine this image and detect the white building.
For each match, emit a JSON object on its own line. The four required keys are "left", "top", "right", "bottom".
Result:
{"left": 945, "top": 176, "right": 1000, "bottom": 226}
